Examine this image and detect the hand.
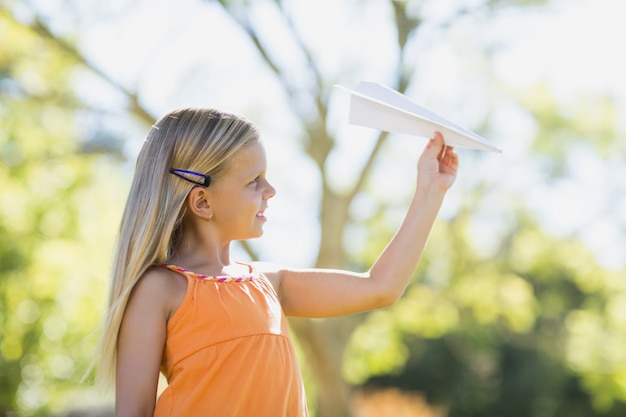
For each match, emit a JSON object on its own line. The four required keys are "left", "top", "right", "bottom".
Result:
{"left": 417, "top": 132, "right": 459, "bottom": 193}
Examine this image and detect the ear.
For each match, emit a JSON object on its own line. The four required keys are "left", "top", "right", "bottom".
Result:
{"left": 186, "top": 187, "right": 213, "bottom": 220}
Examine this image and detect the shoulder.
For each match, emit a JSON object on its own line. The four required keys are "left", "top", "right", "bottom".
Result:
{"left": 251, "top": 261, "right": 285, "bottom": 292}
{"left": 129, "top": 266, "right": 188, "bottom": 321}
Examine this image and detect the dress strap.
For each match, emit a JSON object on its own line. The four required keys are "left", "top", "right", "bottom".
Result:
{"left": 161, "top": 263, "right": 258, "bottom": 282}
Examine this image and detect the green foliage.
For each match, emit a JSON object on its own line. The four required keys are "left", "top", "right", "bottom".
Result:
{"left": 0, "top": 12, "right": 127, "bottom": 416}
{"left": 344, "top": 204, "right": 626, "bottom": 415}
{"left": 519, "top": 84, "right": 624, "bottom": 167}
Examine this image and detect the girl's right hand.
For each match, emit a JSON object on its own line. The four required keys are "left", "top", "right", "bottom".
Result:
{"left": 417, "top": 131, "right": 459, "bottom": 194}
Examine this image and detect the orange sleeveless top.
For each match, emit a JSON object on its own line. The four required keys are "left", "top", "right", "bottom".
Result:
{"left": 154, "top": 264, "right": 308, "bottom": 417}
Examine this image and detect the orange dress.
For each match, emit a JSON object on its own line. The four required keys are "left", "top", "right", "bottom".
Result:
{"left": 153, "top": 264, "right": 308, "bottom": 417}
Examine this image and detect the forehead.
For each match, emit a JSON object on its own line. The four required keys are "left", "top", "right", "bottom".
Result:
{"left": 225, "top": 140, "right": 267, "bottom": 175}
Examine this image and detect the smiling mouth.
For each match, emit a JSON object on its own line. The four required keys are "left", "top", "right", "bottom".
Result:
{"left": 256, "top": 210, "right": 266, "bottom": 219}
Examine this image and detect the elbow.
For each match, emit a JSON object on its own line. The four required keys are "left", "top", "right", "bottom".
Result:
{"left": 374, "top": 286, "right": 405, "bottom": 309}
{"left": 365, "top": 272, "right": 408, "bottom": 310}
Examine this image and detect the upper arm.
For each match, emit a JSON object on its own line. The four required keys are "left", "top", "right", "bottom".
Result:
{"left": 115, "top": 269, "right": 185, "bottom": 416}
{"left": 257, "top": 263, "right": 393, "bottom": 318}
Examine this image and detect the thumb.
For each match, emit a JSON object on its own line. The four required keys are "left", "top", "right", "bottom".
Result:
{"left": 425, "top": 131, "right": 445, "bottom": 157}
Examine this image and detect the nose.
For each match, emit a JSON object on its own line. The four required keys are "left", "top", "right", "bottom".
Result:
{"left": 263, "top": 179, "right": 276, "bottom": 200}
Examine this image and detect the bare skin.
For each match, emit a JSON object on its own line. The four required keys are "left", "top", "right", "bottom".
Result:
{"left": 115, "top": 132, "right": 458, "bottom": 416}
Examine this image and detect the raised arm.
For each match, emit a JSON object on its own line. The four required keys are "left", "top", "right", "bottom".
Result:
{"left": 262, "top": 132, "right": 458, "bottom": 317}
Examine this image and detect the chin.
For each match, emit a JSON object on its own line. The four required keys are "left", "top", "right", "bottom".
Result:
{"left": 243, "top": 229, "right": 264, "bottom": 240}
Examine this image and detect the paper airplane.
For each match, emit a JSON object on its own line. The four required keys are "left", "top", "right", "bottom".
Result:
{"left": 336, "top": 81, "right": 502, "bottom": 153}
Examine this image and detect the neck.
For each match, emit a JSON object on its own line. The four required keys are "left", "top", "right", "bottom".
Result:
{"left": 169, "top": 224, "right": 233, "bottom": 274}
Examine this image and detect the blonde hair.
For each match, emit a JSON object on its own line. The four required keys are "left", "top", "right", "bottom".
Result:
{"left": 94, "top": 107, "right": 259, "bottom": 390}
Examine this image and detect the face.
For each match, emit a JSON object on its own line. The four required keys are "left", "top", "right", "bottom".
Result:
{"left": 207, "top": 140, "right": 276, "bottom": 241}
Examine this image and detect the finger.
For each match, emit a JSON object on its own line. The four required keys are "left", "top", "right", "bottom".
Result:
{"left": 441, "top": 145, "right": 456, "bottom": 159}
{"left": 442, "top": 147, "right": 458, "bottom": 168}
{"left": 427, "top": 131, "right": 444, "bottom": 154}
{"left": 430, "top": 132, "right": 449, "bottom": 158}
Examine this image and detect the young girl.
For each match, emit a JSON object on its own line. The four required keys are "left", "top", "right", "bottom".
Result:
{"left": 95, "top": 107, "right": 458, "bottom": 416}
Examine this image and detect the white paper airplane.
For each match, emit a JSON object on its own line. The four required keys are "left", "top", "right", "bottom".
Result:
{"left": 336, "top": 81, "right": 502, "bottom": 153}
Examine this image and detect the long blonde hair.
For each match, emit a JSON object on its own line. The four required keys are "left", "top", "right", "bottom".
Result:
{"left": 94, "top": 107, "right": 260, "bottom": 390}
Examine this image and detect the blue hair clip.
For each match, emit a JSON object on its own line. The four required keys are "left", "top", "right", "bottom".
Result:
{"left": 169, "top": 168, "right": 211, "bottom": 187}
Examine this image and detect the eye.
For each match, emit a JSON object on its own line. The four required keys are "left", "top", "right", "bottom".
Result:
{"left": 250, "top": 176, "right": 261, "bottom": 185}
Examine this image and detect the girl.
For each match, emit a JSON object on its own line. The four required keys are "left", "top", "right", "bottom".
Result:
{"left": 95, "top": 107, "right": 458, "bottom": 416}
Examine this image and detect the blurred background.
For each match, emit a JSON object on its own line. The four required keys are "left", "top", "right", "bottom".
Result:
{"left": 1, "top": 0, "right": 625, "bottom": 416}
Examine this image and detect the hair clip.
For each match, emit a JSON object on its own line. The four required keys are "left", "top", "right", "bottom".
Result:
{"left": 169, "top": 168, "right": 212, "bottom": 187}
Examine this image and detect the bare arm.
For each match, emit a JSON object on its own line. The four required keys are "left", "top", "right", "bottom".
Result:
{"left": 261, "top": 132, "right": 458, "bottom": 317}
{"left": 115, "top": 269, "right": 185, "bottom": 416}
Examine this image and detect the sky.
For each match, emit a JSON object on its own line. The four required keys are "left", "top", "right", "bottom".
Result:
{"left": 20, "top": 0, "right": 626, "bottom": 269}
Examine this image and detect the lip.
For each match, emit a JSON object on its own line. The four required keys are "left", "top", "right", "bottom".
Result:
{"left": 256, "top": 208, "right": 267, "bottom": 221}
